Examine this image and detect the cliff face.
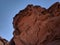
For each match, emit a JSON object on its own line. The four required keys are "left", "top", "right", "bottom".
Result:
{"left": 12, "top": 2, "right": 60, "bottom": 45}
{"left": 13, "top": 5, "right": 51, "bottom": 45}
{"left": 48, "top": 2, "right": 60, "bottom": 16}
{"left": 0, "top": 2, "right": 60, "bottom": 45}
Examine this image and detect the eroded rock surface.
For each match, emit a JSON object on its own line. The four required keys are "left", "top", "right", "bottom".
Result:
{"left": 0, "top": 2, "right": 60, "bottom": 45}
{"left": 12, "top": 2, "right": 60, "bottom": 45}
{"left": 0, "top": 37, "right": 8, "bottom": 45}
{"left": 48, "top": 2, "right": 60, "bottom": 16}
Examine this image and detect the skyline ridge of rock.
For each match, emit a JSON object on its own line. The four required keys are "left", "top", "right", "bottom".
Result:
{"left": 0, "top": 2, "right": 60, "bottom": 45}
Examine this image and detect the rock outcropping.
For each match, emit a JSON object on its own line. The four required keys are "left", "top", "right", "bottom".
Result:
{"left": 0, "top": 2, "right": 60, "bottom": 45}
{"left": 12, "top": 2, "right": 60, "bottom": 45}
{"left": 48, "top": 2, "right": 60, "bottom": 16}
{"left": 0, "top": 37, "right": 8, "bottom": 45}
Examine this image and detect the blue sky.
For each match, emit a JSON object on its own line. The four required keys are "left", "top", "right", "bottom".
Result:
{"left": 0, "top": 0, "right": 60, "bottom": 41}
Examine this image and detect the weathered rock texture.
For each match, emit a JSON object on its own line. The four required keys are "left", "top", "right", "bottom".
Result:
{"left": 48, "top": 2, "right": 60, "bottom": 16}
{"left": 0, "top": 37, "right": 8, "bottom": 45}
{"left": 12, "top": 2, "right": 60, "bottom": 45}
{"left": 0, "top": 2, "right": 60, "bottom": 45}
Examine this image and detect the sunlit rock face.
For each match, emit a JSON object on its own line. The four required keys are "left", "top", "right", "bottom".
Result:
{"left": 12, "top": 2, "right": 60, "bottom": 45}
{"left": 13, "top": 5, "right": 50, "bottom": 45}
{"left": 0, "top": 2, "right": 59, "bottom": 45}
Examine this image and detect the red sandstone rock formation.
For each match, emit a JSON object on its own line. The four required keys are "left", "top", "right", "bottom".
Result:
{"left": 12, "top": 2, "right": 60, "bottom": 45}
{"left": 48, "top": 2, "right": 60, "bottom": 16}
{"left": 13, "top": 5, "right": 51, "bottom": 45}
{"left": 0, "top": 2, "right": 60, "bottom": 45}
{"left": 0, "top": 37, "right": 8, "bottom": 45}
